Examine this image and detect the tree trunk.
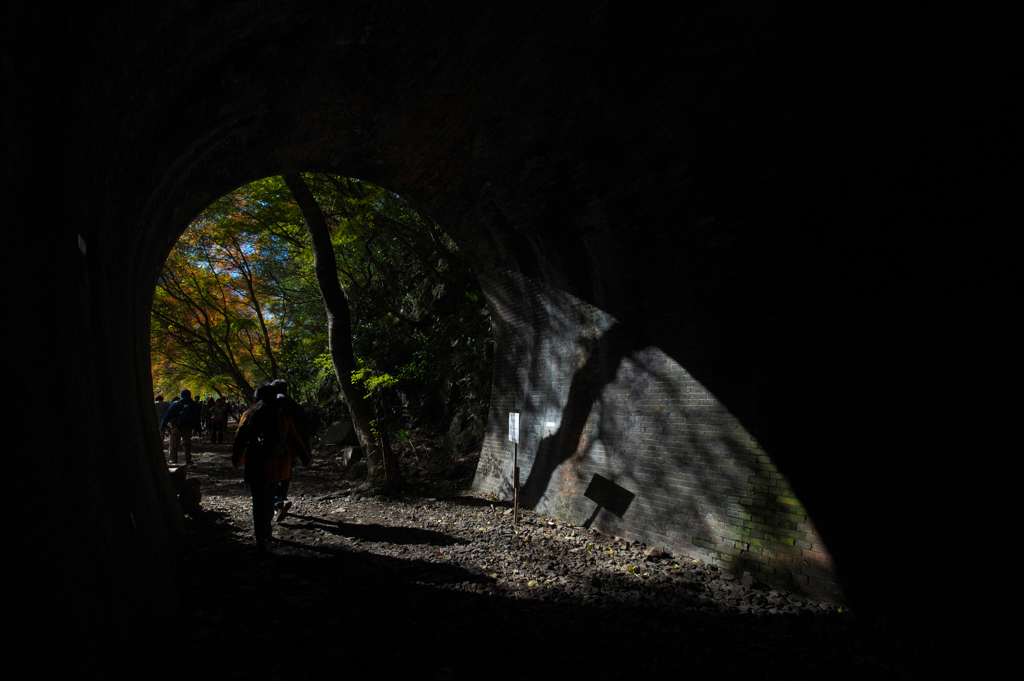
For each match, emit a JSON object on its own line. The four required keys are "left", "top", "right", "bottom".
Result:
{"left": 282, "top": 172, "right": 403, "bottom": 493}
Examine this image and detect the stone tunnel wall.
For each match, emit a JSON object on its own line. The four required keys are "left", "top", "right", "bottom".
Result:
{"left": 473, "top": 269, "right": 840, "bottom": 602}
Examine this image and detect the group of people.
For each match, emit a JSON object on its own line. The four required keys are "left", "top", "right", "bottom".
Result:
{"left": 154, "top": 392, "right": 232, "bottom": 463}
{"left": 154, "top": 381, "right": 312, "bottom": 553}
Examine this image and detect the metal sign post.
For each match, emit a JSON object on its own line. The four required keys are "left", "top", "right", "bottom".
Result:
{"left": 509, "top": 412, "right": 520, "bottom": 524}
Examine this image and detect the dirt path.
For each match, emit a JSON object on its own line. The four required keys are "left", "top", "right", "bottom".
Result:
{"left": 176, "top": 430, "right": 977, "bottom": 680}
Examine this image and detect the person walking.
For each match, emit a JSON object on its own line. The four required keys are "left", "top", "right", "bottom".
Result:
{"left": 232, "top": 384, "right": 310, "bottom": 552}
{"left": 209, "top": 396, "right": 228, "bottom": 444}
{"left": 154, "top": 395, "right": 171, "bottom": 443}
{"left": 160, "top": 389, "right": 201, "bottom": 464}
{"left": 268, "top": 378, "right": 312, "bottom": 522}
{"left": 198, "top": 397, "right": 210, "bottom": 437}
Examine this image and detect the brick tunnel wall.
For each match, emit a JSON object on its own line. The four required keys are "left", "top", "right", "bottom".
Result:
{"left": 5, "top": 3, "right": 1015, "bottom": 672}
{"left": 473, "top": 269, "right": 840, "bottom": 602}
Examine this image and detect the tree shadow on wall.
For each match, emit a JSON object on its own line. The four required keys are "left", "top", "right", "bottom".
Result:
{"left": 482, "top": 272, "right": 758, "bottom": 579}
{"left": 518, "top": 324, "right": 632, "bottom": 510}
{"left": 517, "top": 322, "right": 766, "bottom": 582}
{"left": 481, "top": 272, "right": 595, "bottom": 503}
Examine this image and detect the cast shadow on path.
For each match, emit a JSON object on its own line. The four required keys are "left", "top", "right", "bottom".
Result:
{"left": 286, "top": 513, "right": 471, "bottom": 547}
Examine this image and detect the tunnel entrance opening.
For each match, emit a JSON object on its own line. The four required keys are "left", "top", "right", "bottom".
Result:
{"left": 152, "top": 173, "right": 493, "bottom": 493}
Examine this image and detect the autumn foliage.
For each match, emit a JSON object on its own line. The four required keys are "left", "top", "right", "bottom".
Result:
{"left": 152, "top": 175, "right": 492, "bottom": 489}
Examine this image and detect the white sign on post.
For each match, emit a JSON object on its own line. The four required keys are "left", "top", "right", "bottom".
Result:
{"left": 508, "top": 412, "right": 520, "bottom": 443}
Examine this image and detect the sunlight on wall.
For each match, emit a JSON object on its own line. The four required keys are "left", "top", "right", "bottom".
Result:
{"left": 475, "top": 269, "right": 841, "bottom": 600}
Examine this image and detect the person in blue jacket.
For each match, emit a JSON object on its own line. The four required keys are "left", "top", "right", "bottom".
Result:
{"left": 160, "top": 389, "right": 200, "bottom": 464}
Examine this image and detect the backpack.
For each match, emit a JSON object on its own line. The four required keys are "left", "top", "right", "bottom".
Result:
{"left": 176, "top": 400, "right": 202, "bottom": 429}
{"left": 255, "top": 409, "right": 289, "bottom": 462}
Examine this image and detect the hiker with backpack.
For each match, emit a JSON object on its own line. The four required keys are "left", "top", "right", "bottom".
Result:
{"left": 232, "top": 384, "right": 311, "bottom": 553}
{"left": 160, "top": 389, "right": 202, "bottom": 465}
{"left": 268, "top": 378, "right": 311, "bottom": 523}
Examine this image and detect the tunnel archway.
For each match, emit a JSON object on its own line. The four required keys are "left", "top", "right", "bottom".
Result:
{"left": 7, "top": 2, "right": 1011, "bottom": 673}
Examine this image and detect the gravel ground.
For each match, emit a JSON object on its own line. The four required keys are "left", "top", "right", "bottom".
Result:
{"left": 177, "top": 438, "right": 982, "bottom": 680}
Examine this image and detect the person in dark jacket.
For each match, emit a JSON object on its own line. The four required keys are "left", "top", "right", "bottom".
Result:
{"left": 160, "top": 389, "right": 199, "bottom": 464}
{"left": 268, "top": 378, "right": 311, "bottom": 522}
{"left": 209, "top": 397, "right": 228, "bottom": 444}
{"left": 232, "top": 384, "right": 310, "bottom": 552}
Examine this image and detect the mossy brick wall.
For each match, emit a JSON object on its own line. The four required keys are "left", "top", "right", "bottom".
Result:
{"left": 473, "top": 270, "right": 842, "bottom": 602}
